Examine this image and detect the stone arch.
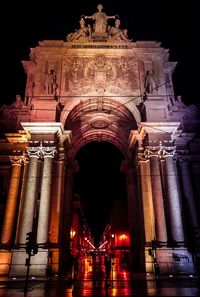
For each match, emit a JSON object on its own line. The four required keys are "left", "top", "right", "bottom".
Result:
{"left": 70, "top": 129, "right": 127, "bottom": 159}
{"left": 62, "top": 97, "right": 139, "bottom": 158}
{"left": 60, "top": 96, "right": 141, "bottom": 125}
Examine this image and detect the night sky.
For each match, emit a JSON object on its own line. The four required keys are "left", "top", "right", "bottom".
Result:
{"left": 1, "top": 0, "right": 199, "bottom": 243}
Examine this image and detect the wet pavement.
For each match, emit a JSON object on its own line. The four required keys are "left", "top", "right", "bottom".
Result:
{"left": 0, "top": 255, "right": 199, "bottom": 296}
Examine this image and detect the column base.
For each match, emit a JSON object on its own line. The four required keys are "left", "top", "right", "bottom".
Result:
{"left": 0, "top": 250, "right": 11, "bottom": 275}
{"left": 49, "top": 248, "right": 60, "bottom": 274}
{"left": 155, "top": 247, "right": 195, "bottom": 275}
{"left": 145, "top": 247, "right": 154, "bottom": 273}
{"left": 9, "top": 248, "right": 49, "bottom": 277}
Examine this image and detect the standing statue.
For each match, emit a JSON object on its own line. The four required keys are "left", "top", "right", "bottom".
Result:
{"left": 144, "top": 70, "right": 158, "bottom": 94}
{"left": 44, "top": 70, "right": 58, "bottom": 95}
{"left": 85, "top": 3, "right": 115, "bottom": 34}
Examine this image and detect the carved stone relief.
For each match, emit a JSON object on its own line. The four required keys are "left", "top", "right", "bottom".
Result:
{"left": 63, "top": 55, "right": 139, "bottom": 95}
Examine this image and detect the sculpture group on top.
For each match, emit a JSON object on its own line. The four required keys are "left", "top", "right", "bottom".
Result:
{"left": 67, "top": 3, "right": 132, "bottom": 42}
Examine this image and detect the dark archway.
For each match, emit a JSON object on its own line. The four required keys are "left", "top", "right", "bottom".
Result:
{"left": 73, "top": 141, "right": 127, "bottom": 245}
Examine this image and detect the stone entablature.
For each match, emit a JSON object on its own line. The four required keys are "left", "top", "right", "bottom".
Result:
{"left": 19, "top": 39, "right": 177, "bottom": 125}
{"left": 27, "top": 42, "right": 168, "bottom": 96}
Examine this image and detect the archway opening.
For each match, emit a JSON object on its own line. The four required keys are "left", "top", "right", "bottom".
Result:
{"left": 73, "top": 141, "right": 128, "bottom": 247}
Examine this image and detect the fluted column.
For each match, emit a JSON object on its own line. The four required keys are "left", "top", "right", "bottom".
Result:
{"left": 15, "top": 158, "right": 29, "bottom": 244}
{"left": 18, "top": 148, "right": 40, "bottom": 244}
{"left": 163, "top": 148, "right": 184, "bottom": 243}
{"left": 179, "top": 157, "right": 199, "bottom": 229}
{"left": 147, "top": 147, "right": 167, "bottom": 243}
{"left": 1, "top": 156, "right": 23, "bottom": 245}
{"left": 36, "top": 147, "right": 56, "bottom": 244}
{"left": 138, "top": 150, "right": 155, "bottom": 244}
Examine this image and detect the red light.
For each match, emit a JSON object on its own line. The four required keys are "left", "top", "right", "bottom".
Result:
{"left": 119, "top": 234, "right": 127, "bottom": 240}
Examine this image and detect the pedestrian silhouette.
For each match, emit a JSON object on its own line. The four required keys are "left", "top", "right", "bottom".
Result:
{"left": 73, "top": 256, "right": 79, "bottom": 285}
{"left": 104, "top": 255, "right": 111, "bottom": 287}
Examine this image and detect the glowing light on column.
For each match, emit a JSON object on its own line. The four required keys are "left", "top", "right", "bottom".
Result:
{"left": 70, "top": 229, "right": 76, "bottom": 239}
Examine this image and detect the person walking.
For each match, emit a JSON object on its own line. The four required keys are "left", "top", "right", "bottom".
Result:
{"left": 104, "top": 255, "right": 111, "bottom": 287}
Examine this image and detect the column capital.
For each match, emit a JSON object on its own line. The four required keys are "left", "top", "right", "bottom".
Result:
{"left": 145, "top": 146, "right": 161, "bottom": 158}
{"left": 9, "top": 155, "right": 24, "bottom": 166}
{"left": 137, "top": 148, "right": 148, "bottom": 162}
{"left": 178, "top": 155, "right": 192, "bottom": 165}
{"left": 160, "top": 146, "right": 176, "bottom": 158}
{"left": 27, "top": 146, "right": 42, "bottom": 158}
{"left": 27, "top": 141, "right": 57, "bottom": 159}
{"left": 40, "top": 146, "right": 57, "bottom": 158}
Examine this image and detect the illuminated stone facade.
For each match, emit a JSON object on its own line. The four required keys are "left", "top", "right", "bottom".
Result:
{"left": 0, "top": 4, "right": 200, "bottom": 276}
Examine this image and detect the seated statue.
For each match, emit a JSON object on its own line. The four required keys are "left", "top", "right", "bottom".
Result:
{"left": 8, "top": 95, "right": 25, "bottom": 109}
{"left": 183, "top": 104, "right": 200, "bottom": 119}
{"left": 109, "top": 19, "right": 131, "bottom": 42}
{"left": 67, "top": 16, "right": 90, "bottom": 41}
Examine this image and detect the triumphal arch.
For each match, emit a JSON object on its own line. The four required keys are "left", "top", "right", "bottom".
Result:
{"left": 0, "top": 4, "right": 200, "bottom": 276}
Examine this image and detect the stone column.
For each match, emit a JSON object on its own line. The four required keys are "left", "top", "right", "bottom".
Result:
{"left": 36, "top": 147, "right": 56, "bottom": 244}
{"left": 18, "top": 148, "right": 40, "bottom": 244}
{"left": 163, "top": 148, "right": 184, "bottom": 243}
{"left": 49, "top": 155, "right": 65, "bottom": 244}
{"left": 121, "top": 160, "right": 145, "bottom": 272}
{"left": 15, "top": 158, "right": 29, "bottom": 244}
{"left": 60, "top": 160, "right": 79, "bottom": 273}
{"left": 179, "top": 157, "right": 199, "bottom": 229}
{"left": 1, "top": 156, "right": 23, "bottom": 245}
{"left": 138, "top": 151, "right": 155, "bottom": 244}
{"left": 147, "top": 148, "right": 167, "bottom": 243}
